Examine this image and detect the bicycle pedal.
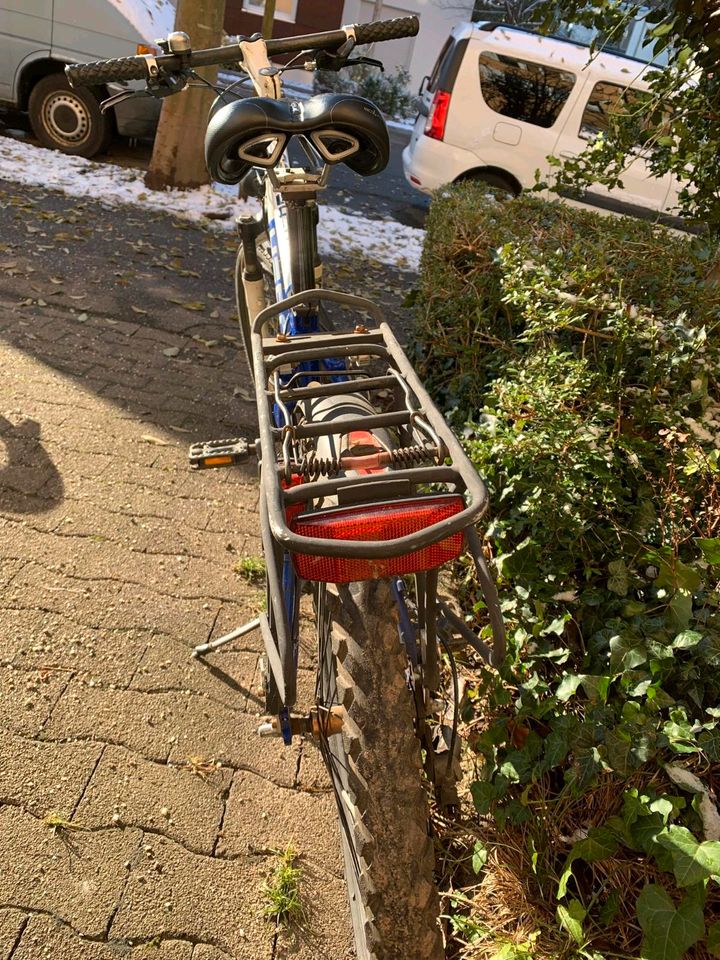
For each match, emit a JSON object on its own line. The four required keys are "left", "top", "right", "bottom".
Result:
{"left": 189, "top": 437, "right": 251, "bottom": 469}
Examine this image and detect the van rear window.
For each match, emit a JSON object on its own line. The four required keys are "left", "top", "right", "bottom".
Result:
{"left": 429, "top": 37, "right": 469, "bottom": 93}
{"left": 478, "top": 52, "right": 576, "bottom": 128}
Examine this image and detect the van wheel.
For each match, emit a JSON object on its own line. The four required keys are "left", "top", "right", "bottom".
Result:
{"left": 28, "top": 74, "right": 112, "bottom": 158}
{"left": 458, "top": 169, "right": 520, "bottom": 197}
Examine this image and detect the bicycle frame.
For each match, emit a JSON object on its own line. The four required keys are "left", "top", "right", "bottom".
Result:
{"left": 226, "top": 37, "right": 505, "bottom": 737}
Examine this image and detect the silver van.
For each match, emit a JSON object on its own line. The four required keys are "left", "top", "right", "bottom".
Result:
{"left": 0, "top": 0, "right": 174, "bottom": 157}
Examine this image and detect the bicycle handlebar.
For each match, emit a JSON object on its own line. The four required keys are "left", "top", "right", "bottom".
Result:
{"left": 65, "top": 16, "right": 420, "bottom": 88}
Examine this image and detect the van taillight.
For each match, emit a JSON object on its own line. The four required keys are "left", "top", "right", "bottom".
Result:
{"left": 425, "top": 90, "right": 451, "bottom": 141}
{"left": 289, "top": 495, "right": 465, "bottom": 584}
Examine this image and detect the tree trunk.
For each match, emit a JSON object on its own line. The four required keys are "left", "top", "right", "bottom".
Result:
{"left": 262, "top": 0, "right": 277, "bottom": 39}
{"left": 145, "top": 0, "right": 227, "bottom": 191}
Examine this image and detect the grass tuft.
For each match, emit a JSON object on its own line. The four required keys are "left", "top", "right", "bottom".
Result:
{"left": 233, "top": 555, "right": 266, "bottom": 584}
{"left": 43, "top": 811, "right": 88, "bottom": 834}
{"left": 263, "top": 846, "right": 305, "bottom": 928}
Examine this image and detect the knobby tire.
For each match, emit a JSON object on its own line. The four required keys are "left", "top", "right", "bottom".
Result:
{"left": 316, "top": 578, "right": 444, "bottom": 960}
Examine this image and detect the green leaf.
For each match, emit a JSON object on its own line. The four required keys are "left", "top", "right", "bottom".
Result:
{"left": 672, "top": 630, "right": 703, "bottom": 650}
{"left": 470, "top": 780, "right": 500, "bottom": 815}
{"left": 653, "top": 552, "right": 702, "bottom": 595}
{"left": 697, "top": 538, "right": 720, "bottom": 565}
{"left": 608, "top": 559, "right": 630, "bottom": 596}
{"left": 556, "top": 674, "right": 610, "bottom": 703}
{"left": 609, "top": 632, "right": 648, "bottom": 671}
{"left": 556, "top": 673, "right": 584, "bottom": 702}
{"left": 657, "top": 825, "right": 720, "bottom": 887}
{"left": 557, "top": 899, "right": 586, "bottom": 945}
{"left": 637, "top": 883, "right": 705, "bottom": 960}
{"left": 631, "top": 811, "right": 667, "bottom": 855}
{"left": 650, "top": 21, "right": 674, "bottom": 37}
{"left": 699, "top": 728, "right": 720, "bottom": 761}
{"left": 472, "top": 840, "right": 489, "bottom": 875}
{"left": 599, "top": 889, "right": 620, "bottom": 926}
{"left": 557, "top": 828, "right": 618, "bottom": 898}
{"left": 707, "top": 920, "right": 720, "bottom": 956}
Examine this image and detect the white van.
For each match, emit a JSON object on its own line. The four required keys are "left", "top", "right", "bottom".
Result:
{"left": 402, "top": 22, "right": 682, "bottom": 217}
{"left": 0, "top": 0, "right": 174, "bottom": 157}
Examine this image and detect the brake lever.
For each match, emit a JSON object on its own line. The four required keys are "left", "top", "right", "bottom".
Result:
{"left": 148, "top": 72, "right": 189, "bottom": 98}
{"left": 101, "top": 89, "right": 150, "bottom": 113}
{"left": 314, "top": 51, "right": 384, "bottom": 73}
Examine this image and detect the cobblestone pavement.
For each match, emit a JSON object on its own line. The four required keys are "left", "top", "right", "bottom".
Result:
{"left": 0, "top": 178, "right": 415, "bottom": 958}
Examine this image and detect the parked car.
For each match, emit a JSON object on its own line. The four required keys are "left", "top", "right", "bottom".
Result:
{"left": 402, "top": 22, "right": 683, "bottom": 218}
{"left": 0, "top": 0, "right": 174, "bottom": 157}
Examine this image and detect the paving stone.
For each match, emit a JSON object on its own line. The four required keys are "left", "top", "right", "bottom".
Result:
{"left": 0, "top": 807, "right": 141, "bottom": 939}
{"left": 0, "top": 180, "right": 373, "bottom": 959}
{"left": 0, "top": 664, "right": 71, "bottom": 737}
{"left": 0, "top": 557, "right": 27, "bottom": 590}
{"left": 42, "top": 684, "right": 184, "bottom": 762}
{"left": 4, "top": 563, "right": 126, "bottom": 632}
{"left": 110, "top": 834, "right": 271, "bottom": 958}
{"left": 0, "top": 728, "right": 101, "bottom": 817}
{"left": 190, "top": 947, "right": 230, "bottom": 960}
{"left": 132, "top": 633, "right": 261, "bottom": 713}
{"left": 168, "top": 697, "right": 299, "bottom": 788}
{"left": 13, "top": 914, "right": 193, "bottom": 959}
{"left": 0, "top": 909, "right": 26, "bottom": 960}
{"left": 75, "top": 744, "right": 230, "bottom": 856}
{"left": 217, "top": 770, "right": 338, "bottom": 866}
{"left": 294, "top": 740, "right": 332, "bottom": 795}
{"left": 10, "top": 609, "right": 148, "bottom": 687}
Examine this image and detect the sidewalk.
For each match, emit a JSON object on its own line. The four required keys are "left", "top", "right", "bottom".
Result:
{"left": 0, "top": 176, "right": 414, "bottom": 958}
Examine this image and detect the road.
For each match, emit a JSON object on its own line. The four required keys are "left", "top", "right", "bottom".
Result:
{"left": 0, "top": 106, "right": 429, "bottom": 228}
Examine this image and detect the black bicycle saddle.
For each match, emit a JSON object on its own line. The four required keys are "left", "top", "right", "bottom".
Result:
{"left": 205, "top": 93, "right": 390, "bottom": 185}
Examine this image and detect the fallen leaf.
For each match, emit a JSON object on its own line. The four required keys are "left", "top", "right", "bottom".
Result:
{"left": 77, "top": 312, "right": 88, "bottom": 322}
{"left": 140, "top": 434, "right": 171, "bottom": 446}
{"left": 131, "top": 305, "right": 148, "bottom": 315}
{"left": 169, "top": 299, "right": 206, "bottom": 312}
{"left": 163, "top": 346, "right": 181, "bottom": 358}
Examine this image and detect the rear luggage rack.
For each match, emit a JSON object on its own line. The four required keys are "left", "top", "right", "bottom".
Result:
{"left": 250, "top": 288, "right": 490, "bottom": 561}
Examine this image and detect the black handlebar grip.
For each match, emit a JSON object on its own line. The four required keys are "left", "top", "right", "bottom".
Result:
{"left": 353, "top": 16, "right": 420, "bottom": 45}
{"left": 65, "top": 56, "right": 150, "bottom": 88}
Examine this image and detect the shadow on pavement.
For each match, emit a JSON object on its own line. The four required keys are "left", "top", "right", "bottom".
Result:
{"left": 0, "top": 415, "right": 64, "bottom": 513}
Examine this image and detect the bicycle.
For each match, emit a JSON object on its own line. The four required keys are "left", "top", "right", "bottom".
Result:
{"left": 67, "top": 21, "right": 505, "bottom": 959}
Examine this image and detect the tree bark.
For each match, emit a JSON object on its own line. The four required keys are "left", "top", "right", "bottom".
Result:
{"left": 145, "top": 0, "right": 227, "bottom": 191}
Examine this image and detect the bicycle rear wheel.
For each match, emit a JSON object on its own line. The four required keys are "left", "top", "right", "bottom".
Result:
{"left": 315, "top": 578, "right": 444, "bottom": 960}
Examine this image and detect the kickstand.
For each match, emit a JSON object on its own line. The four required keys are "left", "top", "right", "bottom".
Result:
{"left": 192, "top": 617, "right": 261, "bottom": 658}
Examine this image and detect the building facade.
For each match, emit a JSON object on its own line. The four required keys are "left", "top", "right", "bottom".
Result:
{"left": 225, "top": 0, "right": 346, "bottom": 46}
{"left": 224, "top": 0, "right": 474, "bottom": 92}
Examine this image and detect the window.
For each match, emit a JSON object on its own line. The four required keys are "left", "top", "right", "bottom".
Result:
{"left": 243, "top": 0, "right": 298, "bottom": 23}
{"left": 428, "top": 37, "right": 452, "bottom": 92}
{"left": 478, "top": 52, "right": 576, "bottom": 128}
{"left": 579, "top": 82, "right": 652, "bottom": 145}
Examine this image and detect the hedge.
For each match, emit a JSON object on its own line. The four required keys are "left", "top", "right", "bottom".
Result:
{"left": 414, "top": 186, "right": 720, "bottom": 959}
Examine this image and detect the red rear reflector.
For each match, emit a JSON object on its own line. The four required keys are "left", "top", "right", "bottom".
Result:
{"left": 425, "top": 90, "right": 451, "bottom": 141}
{"left": 410, "top": 175, "right": 422, "bottom": 185}
{"left": 290, "top": 495, "right": 465, "bottom": 583}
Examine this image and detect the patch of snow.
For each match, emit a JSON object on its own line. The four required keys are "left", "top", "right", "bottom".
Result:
{"left": 0, "top": 136, "right": 423, "bottom": 271}
{"left": 108, "top": 0, "right": 176, "bottom": 43}
{"left": 386, "top": 117, "right": 416, "bottom": 132}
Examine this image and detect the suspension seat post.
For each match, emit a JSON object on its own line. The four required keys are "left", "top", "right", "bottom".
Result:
{"left": 238, "top": 213, "right": 262, "bottom": 281}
